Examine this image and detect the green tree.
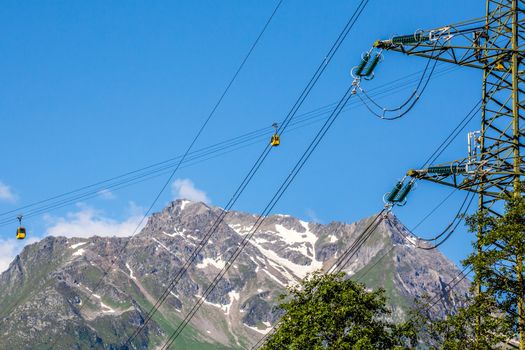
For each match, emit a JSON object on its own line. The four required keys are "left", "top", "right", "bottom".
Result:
{"left": 464, "top": 195, "right": 525, "bottom": 348}
{"left": 260, "top": 271, "right": 416, "bottom": 350}
{"left": 411, "top": 195, "right": 525, "bottom": 349}
{"left": 411, "top": 293, "right": 513, "bottom": 349}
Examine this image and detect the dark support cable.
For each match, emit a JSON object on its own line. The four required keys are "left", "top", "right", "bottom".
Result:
{"left": 124, "top": 0, "right": 369, "bottom": 345}
{"left": 38, "top": 2, "right": 284, "bottom": 349}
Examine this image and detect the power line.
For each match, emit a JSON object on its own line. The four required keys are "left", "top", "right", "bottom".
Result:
{"left": 160, "top": 76, "right": 357, "bottom": 350}
{"left": 330, "top": 211, "right": 386, "bottom": 274}
{"left": 422, "top": 263, "right": 473, "bottom": 313}
{"left": 254, "top": 213, "right": 386, "bottom": 349}
{"left": 415, "top": 192, "right": 476, "bottom": 249}
{"left": 357, "top": 47, "right": 441, "bottom": 121}
{"left": 251, "top": 185, "right": 474, "bottom": 349}
{"left": 391, "top": 190, "right": 475, "bottom": 249}
{"left": 250, "top": 94, "right": 485, "bottom": 349}
{"left": 249, "top": 31, "right": 509, "bottom": 350}
{"left": 411, "top": 189, "right": 458, "bottom": 233}
{"left": 251, "top": 210, "right": 387, "bottom": 350}
{"left": 0, "top": 58, "right": 458, "bottom": 227}
{"left": 124, "top": 1, "right": 369, "bottom": 344}
{"left": 0, "top": 62, "right": 460, "bottom": 229}
{"left": 34, "top": 3, "right": 284, "bottom": 349}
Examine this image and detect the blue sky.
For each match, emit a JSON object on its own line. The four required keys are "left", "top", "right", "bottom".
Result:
{"left": 0, "top": 0, "right": 484, "bottom": 271}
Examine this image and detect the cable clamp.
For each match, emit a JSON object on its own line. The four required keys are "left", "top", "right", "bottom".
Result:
{"left": 351, "top": 77, "right": 361, "bottom": 94}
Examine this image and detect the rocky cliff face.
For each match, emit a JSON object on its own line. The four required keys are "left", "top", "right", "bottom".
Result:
{"left": 0, "top": 200, "right": 470, "bottom": 349}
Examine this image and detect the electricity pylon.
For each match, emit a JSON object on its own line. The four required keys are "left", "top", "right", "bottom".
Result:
{"left": 373, "top": 1, "right": 524, "bottom": 347}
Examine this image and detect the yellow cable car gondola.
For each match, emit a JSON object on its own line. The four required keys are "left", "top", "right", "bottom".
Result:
{"left": 270, "top": 122, "right": 280, "bottom": 147}
{"left": 16, "top": 215, "right": 26, "bottom": 240}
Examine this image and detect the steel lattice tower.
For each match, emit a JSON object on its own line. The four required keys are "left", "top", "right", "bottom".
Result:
{"left": 373, "top": 0, "right": 524, "bottom": 347}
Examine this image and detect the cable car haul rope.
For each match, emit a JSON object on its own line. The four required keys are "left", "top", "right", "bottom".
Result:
{"left": 4, "top": 2, "right": 487, "bottom": 349}
{"left": 125, "top": 1, "right": 371, "bottom": 347}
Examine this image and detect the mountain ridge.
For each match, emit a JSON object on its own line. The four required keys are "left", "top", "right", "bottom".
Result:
{"left": 0, "top": 199, "right": 470, "bottom": 349}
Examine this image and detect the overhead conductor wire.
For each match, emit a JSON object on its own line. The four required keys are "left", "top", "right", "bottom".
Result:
{"left": 252, "top": 189, "right": 473, "bottom": 349}
{"left": 251, "top": 84, "right": 484, "bottom": 350}
{"left": 329, "top": 211, "right": 387, "bottom": 274}
{"left": 1, "top": 15, "right": 491, "bottom": 229}
{"left": 251, "top": 210, "right": 388, "bottom": 350}
{"left": 358, "top": 51, "right": 438, "bottom": 120}
{"left": 0, "top": 62, "right": 461, "bottom": 228}
{"left": 160, "top": 69, "right": 358, "bottom": 350}
{"left": 252, "top": 18, "right": 508, "bottom": 350}
{"left": 124, "top": 0, "right": 369, "bottom": 345}
{"left": 356, "top": 41, "right": 444, "bottom": 121}
{"left": 26, "top": 2, "right": 284, "bottom": 347}
{"left": 352, "top": 103, "right": 486, "bottom": 316}
{"left": 354, "top": 98, "right": 483, "bottom": 284}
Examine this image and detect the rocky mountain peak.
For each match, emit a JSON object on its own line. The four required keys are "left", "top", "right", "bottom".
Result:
{"left": 0, "top": 200, "right": 471, "bottom": 349}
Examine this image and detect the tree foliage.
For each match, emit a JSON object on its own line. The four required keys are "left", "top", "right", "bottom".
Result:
{"left": 259, "top": 197, "right": 525, "bottom": 349}
{"left": 411, "top": 293, "right": 513, "bottom": 349}
{"left": 411, "top": 195, "right": 525, "bottom": 349}
{"left": 260, "top": 271, "right": 416, "bottom": 350}
{"left": 464, "top": 195, "right": 525, "bottom": 344}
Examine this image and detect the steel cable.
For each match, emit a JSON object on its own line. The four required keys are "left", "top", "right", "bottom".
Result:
{"left": 124, "top": 1, "right": 369, "bottom": 345}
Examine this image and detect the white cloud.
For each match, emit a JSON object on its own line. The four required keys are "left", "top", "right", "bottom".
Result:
{"left": 0, "top": 237, "right": 40, "bottom": 273}
{"left": 171, "top": 178, "right": 210, "bottom": 204}
{"left": 45, "top": 202, "right": 145, "bottom": 238}
{"left": 305, "top": 208, "right": 322, "bottom": 224}
{"left": 97, "top": 189, "right": 116, "bottom": 200}
{"left": 0, "top": 202, "right": 145, "bottom": 273}
{"left": 0, "top": 181, "right": 17, "bottom": 202}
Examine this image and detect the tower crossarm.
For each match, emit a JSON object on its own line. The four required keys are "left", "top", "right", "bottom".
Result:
{"left": 406, "top": 156, "right": 525, "bottom": 202}
{"left": 373, "top": 13, "right": 525, "bottom": 71}
{"left": 375, "top": 1, "right": 524, "bottom": 214}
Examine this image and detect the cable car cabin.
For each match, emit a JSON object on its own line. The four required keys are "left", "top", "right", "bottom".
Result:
{"left": 16, "top": 227, "right": 26, "bottom": 240}
{"left": 270, "top": 134, "right": 280, "bottom": 147}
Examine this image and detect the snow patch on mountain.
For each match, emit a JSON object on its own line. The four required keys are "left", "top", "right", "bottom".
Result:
{"left": 274, "top": 222, "right": 315, "bottom": 247}
{"left": 72, "top": 248, "right": 85, "bottom": 257}
{"left": 152, "top": 237, "right": 177, "bottom": 257}
{"left": 250, "top": 222, "right": 323, "bottom": 280}
{"left": 261, "top": 268, "right": 287, "bottom": 286}
{"left": 180, "top": 200, "right": 191, "bottom": 210}
{"left": 200, "top": 290, "right": 239, "bottom": 315}
{"left": 162, "top": 227, "right": 187, "bottom": 238}
{"left": 70, "top": 242, "right": 87, "bottom": 249}
{"left": 228, "top": 223, "right": 251, "bottom": 235}
{"left": 126, "top": 263, "right": 137, "bottom": 281}
{"left": 244, "top": 322, "right": 273, "bottom": 334}
{"left": 197, "top": 257, "right": 226, "bottom": 270}
{"left": 224, "top": 291, "right": 239, "bottom": 315}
